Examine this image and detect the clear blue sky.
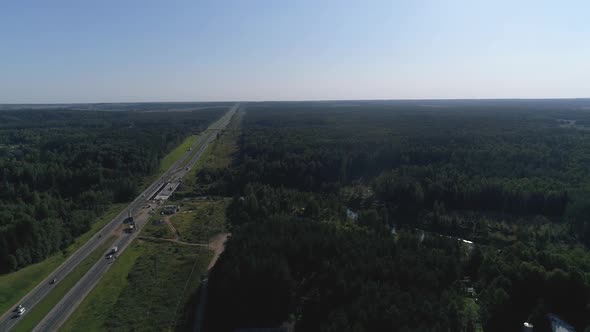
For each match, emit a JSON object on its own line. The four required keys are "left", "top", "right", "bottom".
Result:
{"left": 1, "top": 0, "right": 589, "bottom": 103}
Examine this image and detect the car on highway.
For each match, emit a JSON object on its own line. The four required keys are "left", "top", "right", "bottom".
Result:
{"left": 14, "top": 305, "right": 26, "bottom": 317}
{"left": 106, "top": 254, "right": 113, "bottom": 260}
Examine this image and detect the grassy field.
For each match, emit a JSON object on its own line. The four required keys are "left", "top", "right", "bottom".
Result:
{"left": 60, "top": 239, "right": 145, "bottom": 332}
{"left": 63, "top": 239, "right": 211, "bottom": 332}
{"left": 143, "top": 213, "right": 175, "bottom": 239}
{"left": 0, "top": 204, "right": 125, "bottom": 315}
{"left": 171, "top": 200, "right": 227, "bottom": 243}
{"left": 142, "top": 199, "right": 227, "bottom": 244}
{"left": 12, "top": 236, "right": 116, "bottom": 332}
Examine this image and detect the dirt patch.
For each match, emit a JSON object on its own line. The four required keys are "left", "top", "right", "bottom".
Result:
{"left": 111, "top": 224, "right": 125, "bottom": 237}
{"left": 207, "top": 233, "right": 229, "bottom": 270}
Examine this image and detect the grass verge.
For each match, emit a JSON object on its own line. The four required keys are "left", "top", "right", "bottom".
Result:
{"left": 178, "top": 109, "right": 242, "bottom": 194}
{"left": 158, "top": 134, "right": 199, "bottom": 173}
{"left": 60, "top": 239, "right": 145, "bottom": 332}
{"left": 12, "top": 236, "right": 116, "bottom": 332}
{"left": 163, "top": 107, "right": 236, "bottom": 179}
{"left": 0, "top": 204, "right": 125, "bottom": 315}
{"left": 63, "top": 239, "right": 212, "bottom": 332}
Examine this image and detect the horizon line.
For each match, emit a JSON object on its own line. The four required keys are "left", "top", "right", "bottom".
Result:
{"left": 2, "top": 96, "right": 590, "bottom": 106}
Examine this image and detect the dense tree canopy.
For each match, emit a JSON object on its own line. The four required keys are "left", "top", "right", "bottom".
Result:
{"left": 0, "top": 106, "right": 223, "bottom": 272}
{"left": 204, "top": 101, "right": 590, "bottom": 332}
{"left": 208, "top": 219, "right": 466, "bottom": 332}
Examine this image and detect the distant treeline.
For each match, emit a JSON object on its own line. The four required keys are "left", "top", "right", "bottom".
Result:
{"left": 234, "top": 103, "right": 590, "bottom": 241}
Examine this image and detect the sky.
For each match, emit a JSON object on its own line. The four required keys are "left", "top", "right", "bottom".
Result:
{"left": 1, "top": 0, "right": 589, "bottom": 103}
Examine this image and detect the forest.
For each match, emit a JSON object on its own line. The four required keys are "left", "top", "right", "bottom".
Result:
{"left": 204, "top": 101, "right": 590, "bottom": 332}
{"left": 0, "top": 106, "right": 223, "bottom": 273}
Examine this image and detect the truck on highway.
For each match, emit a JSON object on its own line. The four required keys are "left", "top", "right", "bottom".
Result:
{"left": 110, "top": 246, "right": 118, "bottom": 254}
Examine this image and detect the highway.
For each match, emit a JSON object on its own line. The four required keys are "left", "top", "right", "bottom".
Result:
{"left": 0, "top": 104, "right": 239, "bottom": 332}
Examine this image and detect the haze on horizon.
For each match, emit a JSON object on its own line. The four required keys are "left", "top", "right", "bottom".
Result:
{"left": 1, "top": 0, "right": 589, "bottom": 104}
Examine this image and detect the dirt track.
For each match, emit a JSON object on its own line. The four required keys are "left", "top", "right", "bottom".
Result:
{"left": 162, "top": 216, "right": 179, "bottom": 240}
{"left": 135, "top": 232, "right": 229, "bottom": 266}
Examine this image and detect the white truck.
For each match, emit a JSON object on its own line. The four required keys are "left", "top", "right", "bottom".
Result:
{"left": 106, "top": 246, "right": 118, "bottom": 260}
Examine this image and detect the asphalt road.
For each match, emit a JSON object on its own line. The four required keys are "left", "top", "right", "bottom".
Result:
{"left": 0, "top": 104, "right": 239, "bottom": 332}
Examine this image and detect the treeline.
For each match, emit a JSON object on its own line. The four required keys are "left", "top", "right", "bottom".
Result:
{"left": 233, "top": 103, "right": 590, "bottom": 243}
{"left": 202, "top": 102, "right": 590, "bottom": 331}
{"left": 207, "top": 218, "right": 469, "bottom": 332}
{"left": 226, "top": 184, "right": 346, "bottom": 226}
{"left": 0, "top": 107, "right": 223, "bottom": 272}
{"left": 373, "top": 167, "right": 569, "bottom": 219}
